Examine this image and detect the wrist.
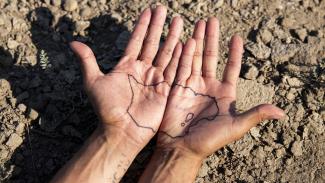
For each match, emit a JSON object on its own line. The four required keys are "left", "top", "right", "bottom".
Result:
{"left": 139, "top": 147, "right": 203, "bottom": 183}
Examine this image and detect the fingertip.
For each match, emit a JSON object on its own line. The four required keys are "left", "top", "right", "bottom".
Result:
{"left": 155, "top": 4, "right": 167, "bottom": 14}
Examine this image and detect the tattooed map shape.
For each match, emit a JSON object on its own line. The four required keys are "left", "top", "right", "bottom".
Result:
{"left": 126, "top": 74, "right": 219, "bottom": 138}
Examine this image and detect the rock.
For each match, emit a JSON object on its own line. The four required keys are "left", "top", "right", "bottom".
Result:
{"left": 286, "top": 92, "right": 295, "bottom": 101}
{"left": 28, "top": 108, "right": 39, "bottom": 120}
{"left": 284, "top": 76, "right": 303, "bottom": 87}
{"left": 80, "top": 7, "right": 92, "bottom": 18}
{"left": 0, "top": 79, "right": 10, "bottom": 99}
{"left": 6, "top": 133, "right": 23, "bottom": 149}
{"left": 0, "top": 148, "right": 9, "bottom": 159}
{"left": 7, "top": 38, "right": 19, "bottom": 49}
{"left": 51, "top": 0, "right": 61, "bottom": 7}
{"left": 17, "top": 104, "right": 27, "bottom": 113}
{"left": 172, "top": 1, "right": 179, "bottom": 9}
{"left": 198, "top": 162, "right": 209, "bottom": 177}
{"left": 282, "top": 17, "right": 296, "bottom": 29}
{"left": 111, "top": 11, "right": 123, "bottom": 23}
{"left": 215, "top": 0, "right": 224, "bottom": 8}
{"left": 250, "top": 127, "right": 261, "bottom": 139}
{"left": 244, "top": 64, "right": 259, "bottom": 79}
{"left": 15, "top": 123, "right": 25, "bottom": 135}
{"left": 245, "top": 41, "right": 271, "bottom": 60}
{"left": 291, "top": 141, "right": 303, "bottom": 156}
{"left": 75, "top": 21, "right": 90, "bottom": 33}
{"left": 231, "top": 0, "right": 238, "bottom": 8}
{"left": 258, "top": 29, "right": 273, "bottom": 44}
{"left": 275, "top": 148, "right": 286, "bottom": 158}
{"left": 294, "top": 28, "right": 307, "bottom": 41}
{"left": 271, "top": 41, "right": 299, "bottom": 63}
{"left": 63, "top": 0, "right": 78, "bottom": 11}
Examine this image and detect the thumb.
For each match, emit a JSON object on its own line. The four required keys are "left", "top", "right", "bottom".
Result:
{"left": 232, "top": 104, "right": 285, "bottom": 140}
{"left": 70, "top": 41, "right": 102, "bottom": 84}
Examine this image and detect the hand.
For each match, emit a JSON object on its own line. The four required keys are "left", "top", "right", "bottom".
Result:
{"left": 158, "top": 18, "right": 285, "bottom": 158}
{"left": 52, "top": 6, "right": 185, "bottom": 183}
{"left": 70, "top": 5, "right": 183, "bottom": 146}
{"left": 139, "top": 18, "right": 285, "bottom": 183}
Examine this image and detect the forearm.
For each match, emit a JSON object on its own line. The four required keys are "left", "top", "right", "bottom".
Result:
{"left": 51, "top": 125, "right": 140, "bottom": 183}
{"left": 139, "top": 147, "right": 203, "bottom": 183}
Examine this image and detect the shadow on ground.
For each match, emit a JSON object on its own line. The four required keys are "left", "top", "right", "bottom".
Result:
{"left": 0, "top": 7, "right": 154, "bottom": 183}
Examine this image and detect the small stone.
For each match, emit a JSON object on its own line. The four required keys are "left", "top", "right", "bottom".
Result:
{"left": 17, "top": 103, "right": 27, "bottom": 113}
{"left": 80, "top": 7, "right": 92, "bottom": 18}
{"left": 75, "top": 21, "right": 90, "bottom": 33}
{"left": 245, "top": 42, "right": 271, "bottom": 60}
{"left": 7, "top": 38, "right": 19, "bottom": 49}
{"left": 282, "top": 17, "right": 296, "bottom": 29}
{"left": 111, "top": 12, "right": 123, "bottom": 23}
{"left": 215, "top": 0, "right": 224, "bottom": 8}
{"left": 0, "top": 148, "right": 9, "bottom": 159}
{"left": 286, "top": 92, "right": 295, "bottom": 101}
{"left": 6, "top": 133, "right": 23, "bottom": 149}
{"left": 63, "top": 0, "right": 78, "bottom": 12}
{"left": 250, "top": 127, "right": 261, "bottom": 139}
{"left": 231, "top": 0, "right": 238, "bottom": 8}
{"left": 198, "top": 162, "right": 209, "bottom": 177}
{"left": 172, "top": 1, "right": 179, "bottom": 9}
{"left": 244, "top": 64, "right": 259, "bottom": 79}
{"left": 28, "top": 108, "right": 39, "bottom": 120}
{"left": 258, "top": 29, "right": 273, "bottom": 44}
{"left": 294, "top": 28, "right": 307, "bottom": 41}
{"left": 275, "top": 148, "right": 286, "bottom": 158}
{"left": 291, "top": 141, "right": 303, "bottom": 156}
{"left": 15, "top": 123, "right": 25, "bottom": 135}
{"left": 284, "top": 76, "right": 303, "bottom": 87}
{"left": 51, "top": 0, "right": 61, "bottom": 7}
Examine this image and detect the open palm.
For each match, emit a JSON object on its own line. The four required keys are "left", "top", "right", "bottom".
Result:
{"left": 158, "top": 18, "right": 284, "bottom": 157}
{"left": 70, "top": 6, "right": 183, "bottom": 145}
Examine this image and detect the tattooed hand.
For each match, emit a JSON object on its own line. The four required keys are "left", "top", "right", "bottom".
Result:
{"left": 52, "top": 6, "right": 184, "bottom": 183}
{"left": 70, "top": 5, "right": 183, "bottom": 145}
{"left": 139, "top": 18, "right": 285, "bottom": 183}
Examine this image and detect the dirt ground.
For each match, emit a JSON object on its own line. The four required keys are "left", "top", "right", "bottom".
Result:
{"left": 0, "top": 0, "right": 324, "bottom": 182}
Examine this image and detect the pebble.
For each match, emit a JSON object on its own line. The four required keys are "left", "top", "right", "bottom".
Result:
{"left": 15, "top": 123, "right": 25, "bottom": 135}
{"left": 250, "top": 127, "right": 261, "bottom": 139}
{"left": 258, "top": 29, "right": 273, "bottom": 44}
{"left": 284, "top": 76, "right": 303, "bottom": 87}
{"left": 231, "top": 0, "right": 238, "bottom": 8}
{"left": 80, "top": 7, "right": 92, "bottom": 18}
{"left": 7, "top": 38, "right": 19, "bottom": 49}
{"left": 244, "top": 64, "right": 259, "bottom": 79}
{"left": 291, "top": 141, "right": 303, "bottom": 156}
{"left": 63, "top": 0, "right": 78, "bottom": 12}
{"left": 28, "top": 108, "right": 39, "bottom": 120}
{"left": 215, "top": 0, "right": 224, "bottom": 8}
{"left": 51, "top": 0, "right": 61, "bottom": 7}
{"left": 245, "top": 42, "right": 271, "bottom": 60}
{"left": 6, "top": 133, "right": 23, "bottom": 149}
{"left": 0, "top": 148, "right": 9, "bottom": 159}
{"left": 75, "top": 21, "right": 90, "bottom": 33}
{"left": 17, "top": 103, "right": 27, "bottom": 113}
{"left": 294, "top": 28, "right": 307, "bottom": 41}
{"left": 198, "top": 162, "right": 209, "bottom": 177}
{"left": 172, "top": 1, "right": 179, "bottom": 9}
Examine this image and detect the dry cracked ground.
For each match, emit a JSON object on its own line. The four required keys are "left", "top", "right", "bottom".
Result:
{"left": 0, "top": 0, "right": 324, "bottom": 182}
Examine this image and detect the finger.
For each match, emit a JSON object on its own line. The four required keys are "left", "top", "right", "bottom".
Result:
{"left": 175, "top": 39, "right": 196, "bottom": 82}
{"left": 124, "top": 8, "right": 152, "bottom": 60}
{"left": 155, "top": 16, "right": 183, "bottom": 70}
{"left": 222, "top": 35, "right": 243, "bottom": 86}
{"left": 70, "top": 41, "right": 103, "bottom": 83}
{"left": 202, "top": 17, "right": 219, "bottom": 78}
{"left": 164, "top": 42, "right": 182, "bottom": 84}
{"left": 192, "top": 20, "right": 206, "bottom": 76}
{"left": 232, "top": 104, "right": 285, "bottom": 140}
{"left": 139, "top": 5, "right": 167, "bottom": 64}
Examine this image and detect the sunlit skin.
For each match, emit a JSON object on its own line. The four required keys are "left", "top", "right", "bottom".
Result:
{"left": 139, "top": 18, "right": 285, "bottom": 183}
{"left": 51, "top": 6, "right": 185, "bottom": 183}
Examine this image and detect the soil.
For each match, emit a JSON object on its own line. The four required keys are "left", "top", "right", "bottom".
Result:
{"left": 0, "top": 0, "right": 324, "bottom": 182}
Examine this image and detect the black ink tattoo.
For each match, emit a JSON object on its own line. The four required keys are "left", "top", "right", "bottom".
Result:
{"left": 159, "top": 84, "right": 219, "bottom": 138}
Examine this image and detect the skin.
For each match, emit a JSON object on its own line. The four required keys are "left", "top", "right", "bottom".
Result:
{"left": 51, "top": 6, "right": 185, "bottom": 183}
{"left": 139, "top": 18, "right": 285, "bottom": 183}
